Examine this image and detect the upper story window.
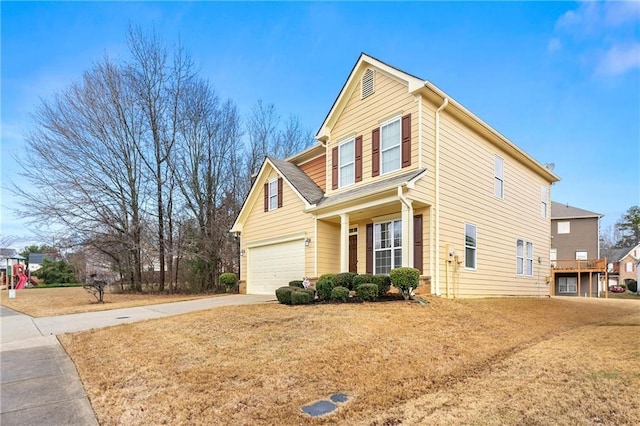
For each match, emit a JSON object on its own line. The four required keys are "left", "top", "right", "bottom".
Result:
{"left": 264, "top": 177, "right": 282, "bottom": 212}
{"left": 626, "top": 261, "right": 634, "bottom": 272}
{"left": 494, "top": 155, "right": 504, "bottom": 199}
{"left": 576, "top": 251, "right": 588, "bottom": 260}
{"left": 465, "top": 223, "right": 477, "bottom": 270}
{"left": 557, "top": 221, "right": 570, "bottom": 234}
{"left": 540, "top": 185, "right": 548, "bottom": 218}
{"left": 339, "top": 138, "right": 355, "bottom": 188}
{"left": 381, "top": 117, "right": 401, "bottom": 175}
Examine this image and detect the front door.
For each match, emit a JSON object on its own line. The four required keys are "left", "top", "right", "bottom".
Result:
{"left": 349, "top": 235, "right": 358, "bottom": 273}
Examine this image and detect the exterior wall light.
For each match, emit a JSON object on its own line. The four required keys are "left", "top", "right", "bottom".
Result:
{"left": 304, "top": 238, "right": 311, "bottom": 247}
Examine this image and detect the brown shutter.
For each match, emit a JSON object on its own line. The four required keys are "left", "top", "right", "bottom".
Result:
{"left": 355, "top": 136, "right": 363, "bottom": 182}
{"left": 402, "top": 114, "right": 411, "bottom": 168}
{"left": 366, "top": 223, "right": 373, "bottom": 274}
{"left": 372, "top": 128, "right": 380, "bottom": 177}
{"left": 264, "top": 183, "right": 269, "bottom": 212}
{"left": 277, "top": 177, "right": 283, "bottom": 208}
{"left": 331, "top": 147, "right": 339, "bottom": 190}
{"left": 413, "top": 214, "right": 423, "bottom": 273}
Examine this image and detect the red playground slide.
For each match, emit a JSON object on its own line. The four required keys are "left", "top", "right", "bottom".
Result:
{"left": 14, "top": 264, "right": 28, "bottom": 289}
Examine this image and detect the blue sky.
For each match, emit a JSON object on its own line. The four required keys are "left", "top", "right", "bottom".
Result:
{"left": 1, "top": 1, "right": 639, "bottom": 249}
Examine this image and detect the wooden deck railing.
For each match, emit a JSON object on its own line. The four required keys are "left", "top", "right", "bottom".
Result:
{"left": 551, "top": 259, "right": 606, "bottom": 271}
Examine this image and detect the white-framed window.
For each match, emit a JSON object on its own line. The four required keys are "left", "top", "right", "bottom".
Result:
{"left": 494, "top": 155, "right": 504, "bottom": 199}
{"left": 626, "top": 261, "right": 634, "bottom": 272}
{"left": 374, "top": 219, "right": 402, "bottom": 274}
{"left": 517, "top": 239, "right": 533, "bottom": 276}
{"left": 550, "top": 248, "right": 557, "bottom": 268}
{"left": 576, "top": 251, "right": 588, "bottom": 260}
{"left": 465, "top": 223, "right": 477, "bottom": 270}
{"left": 540, "top": 185, "right": 548, "bottom": 218}
{"left": 380, "top": 117, "right": 401, "bottom": 175}
{"left": 268, "top": 179, "right": 278, "bottom": 211}
{"left": 338, "top": 138, "right": 355, "bottom": 188}
{"left": 557, "top": 221, "right": 570, "bottom": 234}
{"left": 558, "top": 276, "right": 577, "bottom": 293}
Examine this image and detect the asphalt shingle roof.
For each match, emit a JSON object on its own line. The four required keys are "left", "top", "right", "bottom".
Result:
{"left": 268, "top": 156, "right": 325, "bottom": 205}
{"left": 551, "top": 201, "right": 602, "bottom": 219}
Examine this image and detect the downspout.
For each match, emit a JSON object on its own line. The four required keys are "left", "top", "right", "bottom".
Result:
{"left": 434, "top": 97, "right": 449, "bottom": 296}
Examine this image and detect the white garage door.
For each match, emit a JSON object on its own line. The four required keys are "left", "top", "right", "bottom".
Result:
{"left": 248, "top": 239, "right": 305, "bottom": 295}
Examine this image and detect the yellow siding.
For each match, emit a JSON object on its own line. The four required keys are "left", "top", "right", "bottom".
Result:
{"left": 316, "top": 219, "right": 340, "bottom": 275}
{"left": 240, "top": 168, "right": 315, "bottom": 282}
{"left": 326, "top": 69, "right": 420, "bottom": 194}
{"left": 436, "top": 112, "right": 551, "bottom": 297}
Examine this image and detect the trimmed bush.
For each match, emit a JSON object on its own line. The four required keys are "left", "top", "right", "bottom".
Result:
{"left": 627, "top": 279, "right": 638, "bottom": 293}
{"left": 275, "top": 286, "right": 295, "bottom": 304}
{"left": 372, "top": 275, "right": 391, "bottom": 295}
{"left": 316, "top": 278, "right": 335, "bottom": 301}
{"left": 390, "top": 267, "right": 420, "bottom": 300}
{"left": 357, "top": 283, "right": 378, "bottom": 301}
{"left": 353, "top": 274, "right": 374, "bottom": 289}
{"left": 219, "top": 273, "right": 238, "bottom": 293}
{"left": 291, "top": 290, "right": 313, "bottom": 305}
{"left": 299, "top": 287, "right": 316, "bottom": 301}
{"left": 331, "top": 286, "right": 349, "bottom": 302}
{"left": 318, "top": 273, "right": 336, "bottom": 282}
{"left": 334, "top": 272, "right": 356, "bottom": 290}
{"left": 289, "top": 280, "right": 304, "bottom": 288}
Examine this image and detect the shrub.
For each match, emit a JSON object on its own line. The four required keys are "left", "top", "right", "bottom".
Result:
{"left": 219, "top": 273, "right": 238, "bottom": 293}
{"left": 331, "top": 286, "right": 349, "bottom": 302}
{"left": 318, "top": 273, "right": 335, "bottom": 282}
{"left": 627, "top": 279, "right": 638, "bottom": 293}
{"left": 289, "top": 280, "right": 304, "bottom": 288}
{"left": 334, "top": 272, "right": 357, "bottom": 290}
{"left": 291, "top": 290, "right": 313, "bottom": 305}
{"left": 298, "top": 287, "right": 315, "bottom": 301}
{"left": 275, "top": 286, "right": 295, "bottom": 305}
{"left": 316, "top": 278, "right": 335, "bottom": 301}
{"left": 353, "top": 274, "right": 374, "bottom": 289}
{"left": 390, "top": 267, "right": 420, "bottom": 300}
{"left": 372, "top": 275, "right": 391, "bottom": 295}
{"left": 357, "top": 283, "right": 378, "bottom": 301}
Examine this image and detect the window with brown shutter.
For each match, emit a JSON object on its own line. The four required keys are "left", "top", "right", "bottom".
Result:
{"left": 263, "top": 183, "right": 268, "bottom": 212}
{"left": 277, "top": 177, "right": 283, "bottom": 208}
{"left": 332, "top": 147, "right": 339, "bottom": 190}
{"left": 355, "top": 136, "right": 363, "bottom": 182}
{"left": 372, "top": 128, "right": 380, "bottom": 177}
{"left": 402, "top": 114, "right": 411, "bottom": 168}
{"left": 413, "top": 214, "right": 423, "bottom": 273}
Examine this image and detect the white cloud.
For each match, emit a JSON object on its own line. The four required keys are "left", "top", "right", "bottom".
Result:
{"left": 551, "top": 1, "right": 640, "bottom": 77}
{"left": 596, "top": 42, "right": 640, "bottom": 76}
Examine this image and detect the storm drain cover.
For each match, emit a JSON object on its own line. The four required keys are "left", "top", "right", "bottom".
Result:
{"left": 301, "top": 393, "right": 350, "bottom": 417}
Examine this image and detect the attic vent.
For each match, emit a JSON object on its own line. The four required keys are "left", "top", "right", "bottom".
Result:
{"left": 361, "top": 69, "right": 375, "bottom": 99}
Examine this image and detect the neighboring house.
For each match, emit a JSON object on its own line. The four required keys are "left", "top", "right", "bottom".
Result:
{"left": 605, "top": 244, "right": 640, "bottom": 287}
{"left": 550, "top": 202, "right": 606, "bottom": 297}
{"left": 28, "top": 253, "right": 51, "bottom": 273}
{"left": 231, "top": 53, "right": 559, "bottom": 296}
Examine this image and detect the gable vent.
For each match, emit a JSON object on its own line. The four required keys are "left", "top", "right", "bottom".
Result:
{"left": 361, "top": 68, "right": 375, "bottom": 99}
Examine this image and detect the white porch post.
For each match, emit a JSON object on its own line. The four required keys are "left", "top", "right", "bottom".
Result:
{"left": 340, "top": 213, "right": 350, "bottom": 272}
{"left": 401, "top": 200, "right": 414, "bottom": 267}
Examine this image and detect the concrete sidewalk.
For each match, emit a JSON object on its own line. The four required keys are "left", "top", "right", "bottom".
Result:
{"left": 1, "top": 294, "right": 275, "bottom": 425}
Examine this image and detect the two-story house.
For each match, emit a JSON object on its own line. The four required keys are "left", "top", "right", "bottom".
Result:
{"left": 231, "top": 54, "right": 559, "bottom": 296}
{"left": 605, "top": 243, "right": 640, "bottom": 288}
{"left": 550, "top": 202, "right": 606, "bottom": 297}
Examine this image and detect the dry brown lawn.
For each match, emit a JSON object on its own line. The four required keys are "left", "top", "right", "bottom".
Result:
{"left": 0, "top": 286, "right": 220, "bottom": 317}
{"left": 59, "top": 297, "right": 640, "bottom": 425}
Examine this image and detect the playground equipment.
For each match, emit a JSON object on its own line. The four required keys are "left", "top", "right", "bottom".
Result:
{"left": 14, "top": 264, "right": 28, "bottom": 289}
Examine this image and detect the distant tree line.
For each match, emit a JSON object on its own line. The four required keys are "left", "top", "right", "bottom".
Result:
{"left": 18, "top": 27, "right": 313, "bottom": 293}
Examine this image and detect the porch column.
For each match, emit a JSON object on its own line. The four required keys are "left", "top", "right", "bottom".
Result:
{"left": 401, "top": 200, "right": 413, "bottom": 267}
{"left": 340, "top": 213, "right": 350, "bottom": 272}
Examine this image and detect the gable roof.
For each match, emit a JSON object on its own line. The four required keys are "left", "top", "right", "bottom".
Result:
{"left": 551, "top": 201, "right": 602, "bottom": 219}
{"left": 604, "top": 243, "right": 640, "bottom": 263}
{"left": 230, "top": 156, "right": 324, "bottom": 233}
{"left": 267, "top": 157, "right": 324, "bottom": 205}
{"left": 28, "top": 253, "right": 51, "bottom": 264}
{"left": 316, "top": 53, "right": 560, "bottom": 184}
